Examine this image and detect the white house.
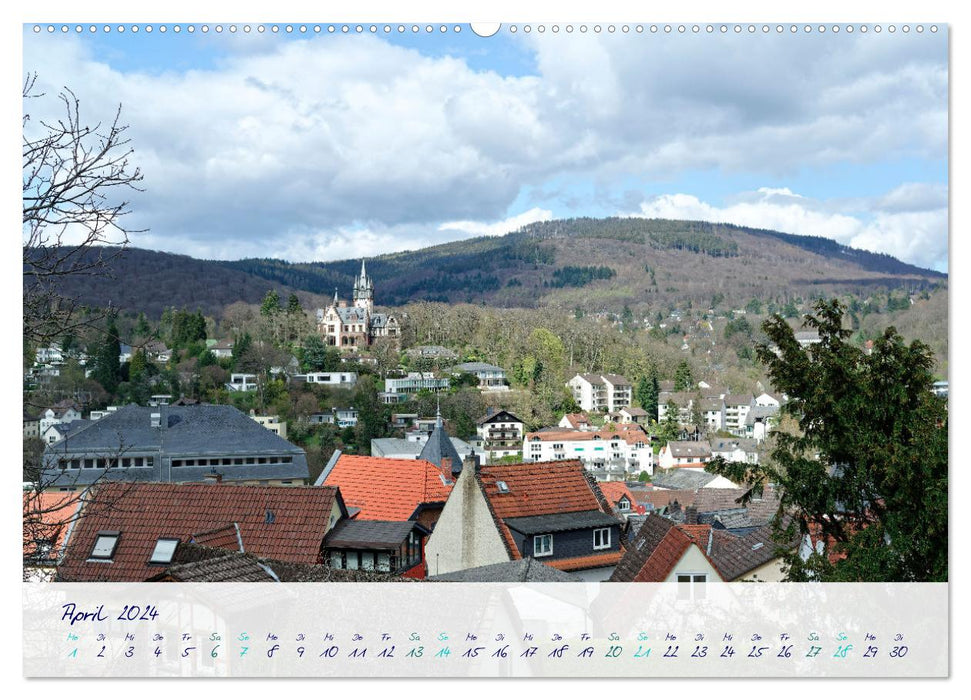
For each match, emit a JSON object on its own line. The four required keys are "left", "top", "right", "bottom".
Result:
{"left": 657, "top": 440, "right": 712, "bottom": 469}
{"left": 754, "top": 392, "right": 782, "bottom": 408}
{"left": 475, "top": 409, "right": 524, "bottom": 461}
{"left": 523, "top": 425, "right": 653, "bottom": 480}
{"left": 567, "top": 373, "right": 633, "bottom": 413}
{"left": 450, "top": 362, "right": 509, "bottom": 392}
{"left": 38, "top": 402, "right": 82, "bottom": 434}
{"left": 226, "top": 373, "right": 258, "bottom": 392}
{"left": 294, "top": 371, "right": 359, "bottom": 388}
{"left": 710, "top": 438, "right": 761, "bottom": 464}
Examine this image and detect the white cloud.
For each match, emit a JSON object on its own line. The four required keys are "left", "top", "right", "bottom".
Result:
{"left": 438, "top": 207, "right": 553, "bottom": 237}
{"left": 22, "top": 30, "right": 947, "bottom": 262}
{"left": 635, "top": 187, "right": 947, "bottom": 272}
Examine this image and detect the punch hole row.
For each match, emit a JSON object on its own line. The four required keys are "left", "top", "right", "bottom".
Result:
{"left": 32, "top": 24, "right": 939, "bottom": 35}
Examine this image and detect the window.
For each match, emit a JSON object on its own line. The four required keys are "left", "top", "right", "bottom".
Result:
{"left": 172, "top": 460, "right": 183, "bottom": 467}
{"left": 618, "top": 497, "right": 630, "bottom": 512}
{"left": 534, "top": 534, "right": 553, "bottom": 557}
{"left": 496, "top": 481, "right": 510, "bottom": 493}
{"left": 89, "top": 531, "right": 120, "bottom": 560}
{"left": 677, "top": 573, "right": 708, "bottom": 600}
{"left": 149, "top": 538, "right": 180, "bottom": 565}
{"left": 593, "top": 527, "right": 611, "bottom": 550}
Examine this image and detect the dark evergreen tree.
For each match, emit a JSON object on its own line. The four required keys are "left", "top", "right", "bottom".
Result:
{"left": 91, "top": 318, "right": 122, "bottom": 394}
{"left": 707, "top": 299, "right": 947, "bottom": 582}
{"left": 674, "top": 360, "right": 694, "bottom": 391}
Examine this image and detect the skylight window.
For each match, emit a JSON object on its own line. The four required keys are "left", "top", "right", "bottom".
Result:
{"left": 149, "top": 538, "right": 180, "bottom": 564}
{"left": 496, "top": 481, "right": 509, "bottom": 493}
{"left": 89, "top": 531, "right": 120, "bottom": 560}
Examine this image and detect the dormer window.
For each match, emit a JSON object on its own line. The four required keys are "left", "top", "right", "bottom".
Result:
{"left": 89, "top": 531, "right": 120, "bottom": 560}
{"left": 149, "top": 538, "right": 180, "bottom": 565}
{"left": 618, "top": 497, "right": 631, "bottom": 512}
{"left": 534, "top": 534, "right": 553, "bottom": 557}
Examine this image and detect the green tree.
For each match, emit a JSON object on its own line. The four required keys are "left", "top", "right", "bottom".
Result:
{"left": 91, "top": 318, "right": 122, "bottom": 394}
{"left": 674, "top": 360, "right": 694, "bottom": 391}
{"left": 745, "top": 298, "right": 763, "bottom": 315}
{"left": 129, "top": 348, "right": 147, "bottom": 382}
{"left": 300, "top": 335, "right": 339, "bottom": 372}
{"left": 636, "top": 367, "right": 660, "bottom": 421}
{"left": 707, "top": 300, "right": 947, "bottom": 582}
{"left": 287, "top": 293, "right": 302, "bottom": 315}
{"left": 261, "top": 290, "right": 282, "bottom": 317}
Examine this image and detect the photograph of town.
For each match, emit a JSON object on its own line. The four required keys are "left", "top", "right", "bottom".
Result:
{"left": 23, "top": 19, "right": 947, "bottom": 608}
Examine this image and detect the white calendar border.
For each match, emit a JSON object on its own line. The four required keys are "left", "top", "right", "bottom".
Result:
{"left": 5, "top": 0, "right": 960, "bottom": 692}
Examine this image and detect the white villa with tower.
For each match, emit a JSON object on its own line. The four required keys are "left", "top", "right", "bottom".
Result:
{"left": 316, "top": 260, "right": 400, "bottom": 349}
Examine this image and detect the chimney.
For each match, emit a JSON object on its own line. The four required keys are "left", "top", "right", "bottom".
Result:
{"left": 463, "top": 453, "right": 480, "bottom": 473}
{"left": 150, "top": 412, "right": 161, "bottom": 428}
{"left": 441, "top": 457, "right": 452, "bottom": 473}
{"left": 685, "top": 505, "right": 698, "bottom": 525}
{"left": 204, "top": 470, "right": 223, "bottom": 483}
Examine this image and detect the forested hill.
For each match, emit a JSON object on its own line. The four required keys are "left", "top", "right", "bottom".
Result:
{"left": 37, "top": 218, "right": 945, "bottom": 318}
{"left": 220, "top": 217, "right": 945, "bottom": 309}
{"left": 23, "top": 247, "right": 318, "bottom": 319}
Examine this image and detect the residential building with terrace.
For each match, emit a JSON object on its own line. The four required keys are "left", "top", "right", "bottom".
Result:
{"left": 567, "top": 373, "right": 634, "bottom": 414}
{"left": 476, "top": 409, "right": 525, "bottom": 461}
{"left": 523, "top": 424, "right": 653, "bottom": 480}
{"left": 723, "top": 394, "right": 755, "bottom": 435}
{"left": 384, "top": 372, "right": 450, "bottom": 395}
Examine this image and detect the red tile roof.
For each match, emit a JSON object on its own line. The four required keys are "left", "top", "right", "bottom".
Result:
{"left": 611, "top": 514, "right": 721, "bottom": 582}
{"left": 23, "top": 491, "right": 82, "bottom": 561}
{"left": 57, "top": 483, "right": 344, "bottom": 582}
{"left": 526, "top": 424, "right": 649, "bottom": 446}
{"left": 547, "top": 551, "right": 624, "bottom": 572}
{"left": 634, "top": 528, "right": 694, "bottom": 582}
{"left": 323, "top": 455, "right": 453, "bottom": 521}
{"left": 598, "top": 481, "right": 638, "bottom": 513}
{"left": 476, "top": 460, "right": 616, "bottom": 560}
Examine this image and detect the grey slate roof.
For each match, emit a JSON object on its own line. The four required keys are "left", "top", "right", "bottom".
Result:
{"left": 710, "top": 438, "right": 760, "bottom": 454}
{"left": 42, "top": 404, "right": 309, "bottom": 486}
{"left": 324, "top": 520, "right": 422, "bottom": 550}
{"left": 428, "top": 558, "right": 582, "bottom": 582}
{"left": 665, "top": 441, "right": 712, "bottom": 458}
{"left": 745, "top": 405, "right": 780, "bottom": 425}
{"left": 335, "top": 306, "right": 369, "bottom": 323}
{"left": 504, "top": 509, "right": 622, "bottom": 535}
{"left": 418, "top": 418, "right": 464, "bottom": 474}
{"left": 651, "top": 469, "right": 724, "bottom": 490}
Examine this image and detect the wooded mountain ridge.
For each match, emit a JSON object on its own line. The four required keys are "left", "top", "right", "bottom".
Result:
{"left": 32, "top": 217, "right": 945, "bottom": 319}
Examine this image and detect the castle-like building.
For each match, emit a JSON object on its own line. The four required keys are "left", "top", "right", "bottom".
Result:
{"left": 316, "top": 261, "right": 400, "bottom": 349}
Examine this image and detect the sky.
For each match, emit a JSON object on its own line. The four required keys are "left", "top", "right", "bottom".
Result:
{"left": 21, "top": 22, "right": 949, "bottom": 271}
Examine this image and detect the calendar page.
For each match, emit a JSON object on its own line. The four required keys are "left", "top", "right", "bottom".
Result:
{"left": 20, "top": 9, "right": 950, "bottom": 681}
